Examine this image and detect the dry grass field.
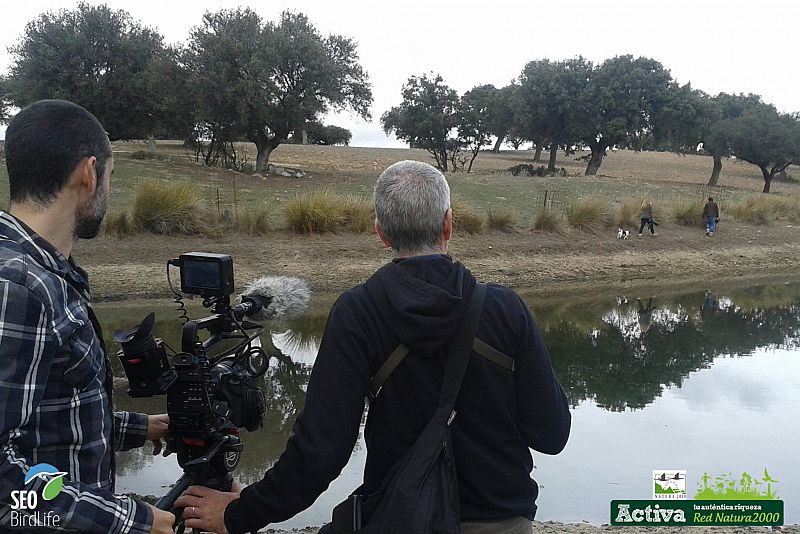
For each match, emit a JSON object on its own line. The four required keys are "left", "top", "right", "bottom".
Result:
{"left": 1, "top": 143, "right": 798, "bottom": 299}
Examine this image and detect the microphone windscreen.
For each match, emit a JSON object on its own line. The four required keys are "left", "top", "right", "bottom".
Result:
{"left": 240, "top": 276, "right": 311, "bottom": 320}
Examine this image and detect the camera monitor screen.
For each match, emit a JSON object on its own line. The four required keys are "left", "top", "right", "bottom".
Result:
{"left": 183, "top": 260, "right": 221, "bottom": 290}
{"left": 179, "top": 253, "right": 235, "bottom": 297}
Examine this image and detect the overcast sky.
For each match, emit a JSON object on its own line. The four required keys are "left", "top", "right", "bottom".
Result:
{"left": 2, "top": 0, "right": 799, "bottom": 145}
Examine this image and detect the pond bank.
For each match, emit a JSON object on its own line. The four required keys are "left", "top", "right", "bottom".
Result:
{"left": 80, "top": 222, "right": 799, "bottom": 300}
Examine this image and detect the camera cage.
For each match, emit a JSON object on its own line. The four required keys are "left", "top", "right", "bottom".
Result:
{"left": 114, "top": 253, "right": 273, "bottom": 518}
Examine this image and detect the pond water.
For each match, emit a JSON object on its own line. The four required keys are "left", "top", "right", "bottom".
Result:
{"left": 102, "top": 279, "right": 800, "bottom": 528}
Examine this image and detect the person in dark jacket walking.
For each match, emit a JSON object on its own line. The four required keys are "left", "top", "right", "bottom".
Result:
{"left": 703, "top": 197, "right": 720, "bottom": 237}
{"left": 176, "top": 160, "right": 572, "bottom": 534}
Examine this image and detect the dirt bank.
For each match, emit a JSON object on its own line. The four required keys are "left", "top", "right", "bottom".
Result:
{"left": 79, "top": 221, "right": 799, "bottom": 301}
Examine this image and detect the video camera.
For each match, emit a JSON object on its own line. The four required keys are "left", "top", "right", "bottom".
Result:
{"left": 113, "top": 253, "right": 309, "bottom": 519}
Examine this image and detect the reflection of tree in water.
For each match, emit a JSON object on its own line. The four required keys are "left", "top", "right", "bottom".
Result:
{"left": 545, "top": 293, "right": 800, "bottom": 411}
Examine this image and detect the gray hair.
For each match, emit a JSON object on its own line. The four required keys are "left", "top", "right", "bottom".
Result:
{"left": 374, "top": 160, "right": 451, "bottom": 254}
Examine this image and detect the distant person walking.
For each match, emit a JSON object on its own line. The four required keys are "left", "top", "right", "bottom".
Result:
{"left": 703, "top": 197, "right": 720, "bottom": 237}
{"left": 638, "top": 198, "right": 657, "bottom": 238}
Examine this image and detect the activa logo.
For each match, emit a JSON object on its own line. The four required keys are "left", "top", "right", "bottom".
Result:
{"left": 615, "top": 503, "right": 687, "bottom": 523}
{"left": 9, "top": 463, "right": 65, "bottom": 528}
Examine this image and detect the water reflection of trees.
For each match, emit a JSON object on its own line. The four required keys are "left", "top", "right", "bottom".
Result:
{"left": 544, "top": 294, "right": 800, "bottom": 411}
{"left": 103, "top": 285, "right": 800, "bottom": 486}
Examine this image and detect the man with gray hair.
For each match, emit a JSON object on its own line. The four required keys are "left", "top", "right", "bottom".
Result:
{"left": 178, "top": 160, "right": 571, "bottom": 534}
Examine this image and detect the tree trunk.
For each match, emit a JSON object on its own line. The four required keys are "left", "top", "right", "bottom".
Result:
{"left": 761, "top": 166, "right": 772, "bottom": 193}
{"left": 547, "top": 144, "right": 559, "bottom": 172}
{"left": 533, "top": 144, "right": 543, "bottom": 162}
{"left": 256, "top": 143, "right": 276, "bottom": 174}
{"left": 147, "top": 134, "right": 156, "bottom": 154}
{"left": 301, "top": 128, "right": 308, "bottom": 145}
{"left": 492, "top": 134, "right": 505, "bottom": 153}
{"left": 585, "top": 146, "right": 605, "bottom": 176}
{"left": 707, "top": 155, "right": 722, "bottom": 186}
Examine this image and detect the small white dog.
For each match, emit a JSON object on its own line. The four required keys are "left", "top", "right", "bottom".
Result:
{"left": 617, "top": 228, "right": 630, "bottom": 239}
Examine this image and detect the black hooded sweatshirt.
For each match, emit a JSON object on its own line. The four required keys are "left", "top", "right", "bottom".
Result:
{"left": 224, "top": 255, "right": 571, "bottom": 533}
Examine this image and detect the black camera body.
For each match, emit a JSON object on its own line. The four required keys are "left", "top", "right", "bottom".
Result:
{"left": 115, "top": 253, "right": 268, "bottom": 495}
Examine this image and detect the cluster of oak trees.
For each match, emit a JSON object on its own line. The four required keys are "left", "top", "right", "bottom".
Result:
{"left": 2, "top": 4, "right": 798, "bottom": 192}
{"left": 382, "top": 60, "right": 800, "bottom": 192}
{"left": 0, "top": 4, "right": 369, "bottom": 173}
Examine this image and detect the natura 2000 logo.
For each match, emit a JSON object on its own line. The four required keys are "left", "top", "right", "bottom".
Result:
{"left": 9, "top": 463, "right": 66, "bottom": 528}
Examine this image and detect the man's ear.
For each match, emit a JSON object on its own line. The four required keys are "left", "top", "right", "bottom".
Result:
{"left": 73, "top": 156, "right": 99, "bottom": 196}
{"left": 442, "top": 208, "right": 453, "bottom": 242}
{"left": 375, "top": 220, "right": 392, "bottom": 249}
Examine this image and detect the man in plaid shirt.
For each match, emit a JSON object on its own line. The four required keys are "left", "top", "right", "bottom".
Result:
{"left": 0, "top": 100, "right": 175, "bottom": 533}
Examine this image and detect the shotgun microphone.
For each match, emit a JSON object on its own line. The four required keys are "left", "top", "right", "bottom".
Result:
{"left": 234, "top": 276, "right": 311, "bottom": 321}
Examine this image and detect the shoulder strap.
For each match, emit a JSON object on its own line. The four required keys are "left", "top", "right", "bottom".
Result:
{"left": 367, "top": 284, "right": 520, "bottom": 401}
{"left": 438, "top": 282, "right": 486, "bottom": 407}
{"left": 368, "top": 344, "right": 410, "bottom": 402}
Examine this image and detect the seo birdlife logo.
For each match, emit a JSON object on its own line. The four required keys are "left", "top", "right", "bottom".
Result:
{"left": 9, "top": 463, "right": 65, "bottom": 528}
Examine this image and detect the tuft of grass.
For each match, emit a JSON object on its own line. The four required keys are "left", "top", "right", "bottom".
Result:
{"left": 533, "top": 209, "right": 562, "bottom": 231}
{"left": 236, "top": 203, "right": 274, "bottom": 235}
{"left": 283, "top": 191, "right": 374, "bottom": 234}
{"left": 671, "top": 199, "right": 704, "bottom": 226}
{"left": 487, "top": 209, "right": 516, "bottom": 232}
{"left": 132, "top": 179, "right": 200, "bottom": 235}
{"left": 616, "top": 198, "right": 645, "bottom": 227}
{"left": 284, "top": 191, "right": 345, "bottom": 233}
{"left": 340, "top": 194, "right": 375, "bottom": 233}
{"left": 730, "top": 195, "right": 800, "bottom": 224}
{"left": 566, "top": 198, "right": 611, "bottom": 232}
{"left": 104, "top": 211, "right": 135, "bottom": 237}
{"left": 451, "top": 199, "right": 486, "bottom": 234}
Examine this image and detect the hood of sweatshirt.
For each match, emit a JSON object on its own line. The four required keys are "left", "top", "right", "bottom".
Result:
{"left": 363, "top": 254, "right": 476, "bottom": 357}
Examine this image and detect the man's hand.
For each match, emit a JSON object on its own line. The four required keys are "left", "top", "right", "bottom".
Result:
{"left": 146, "top": 504, "right": 175, "bottom": 534}
{"left": 174, "top": 481, "right": 242, "bottom": 534}
{"left": 146, "top": 414, "right": 171, "bottom": 456}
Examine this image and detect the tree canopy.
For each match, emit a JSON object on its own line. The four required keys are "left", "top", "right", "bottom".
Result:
{"left": 186, "top": 8, "right": 372, "bottom": 172}
{"left": 381, "top": 73, "right": 460, "bottom": 171}
{"left": 7, "top": 2, "right": 165, "bottom": 140}
{"left": 719, "top": 106, "right": 800, "bottom": 192}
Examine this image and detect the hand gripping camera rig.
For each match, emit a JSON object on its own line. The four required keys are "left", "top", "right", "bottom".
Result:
{"left": 114, "top": 253, "right": 309, "bottom": 530}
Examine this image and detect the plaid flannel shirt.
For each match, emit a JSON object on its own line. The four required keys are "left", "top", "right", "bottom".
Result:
{"left": 0, "top": 212, "right": 153, "bottom": 533}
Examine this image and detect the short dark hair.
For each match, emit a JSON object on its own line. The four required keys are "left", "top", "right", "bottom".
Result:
{"left": 708, "top": 197, "right": 714, "bottom": 202}
{"left": 4, "top": 100, "right": 112, "bottom": 205}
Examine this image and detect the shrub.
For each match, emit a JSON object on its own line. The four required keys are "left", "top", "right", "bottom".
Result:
{"left": 284, "top": 192, "right": 373, "bottom": 234}
{"left": 533, "top": 209, "right": 562, "bottom": 231}
{"left": 129, "top": 150, "right": 171, "bottom": 161}
{"left": 104, "top": 211, "right": 135, "bottom": 237}
{"left": 671, "top": 199, "right": 704, "bottom": 226}
{"left": 451, "top": 199, "right": 485, "bottom": 234}
{"left": 566, "top": 198, "right": 611, "bottom": 232}
{"left": 487, "top": 209, "right": 516, "bottom": 232}
{"left": 236, "top": 204, "right": 273, "bottom": 235}
{"left": 730, "top": 195, "right": 800, "bottom": 224}
{"left": 616, "top": 198, "right": 645, "bottom": 227}
{"left": 340, "top": 194, "right": 375, "bottom": 233}
{"left": 284, "top": 192, "right": 345, "bottom": 233}
{"left": 132, "top": 179, "right": 200, "bottom": 235}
